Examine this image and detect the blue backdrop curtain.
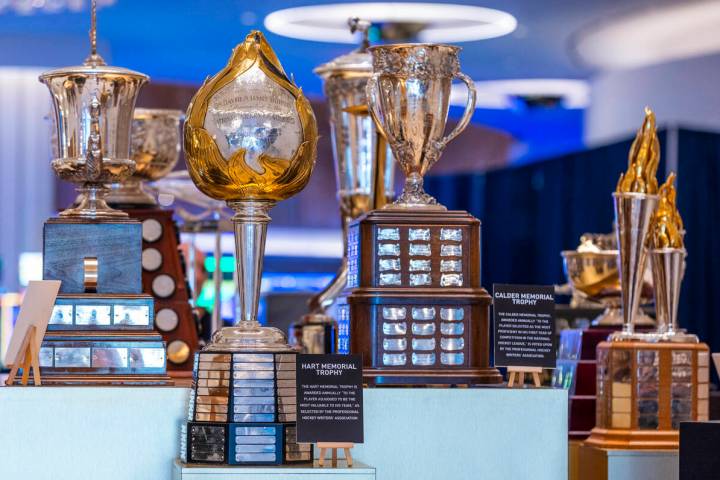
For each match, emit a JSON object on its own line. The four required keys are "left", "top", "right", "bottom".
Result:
{"left": 677, "top": 129, "right": 720, "bottom": 355}
{"left": 426, "top": 131, "right": 667, "bottom": 288}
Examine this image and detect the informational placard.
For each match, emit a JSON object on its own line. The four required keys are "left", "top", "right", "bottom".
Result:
{"left": 296, "top": 354, "right": 363, "bottom": 444}
{"left": 4, "top": 280, "right": 60, "bottom": 366}
{"left": 493, "top": 284, "right": 556, "bottom": 368}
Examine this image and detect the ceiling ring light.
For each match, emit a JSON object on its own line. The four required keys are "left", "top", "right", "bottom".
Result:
{"left": 450, "top": 79, "right": 590, "bottom": 110}
{"left": 264, "top": 2, "right": 517, "bottom": 43}
{"left": 572, "top": 0, "right": 720, "bottom": 70}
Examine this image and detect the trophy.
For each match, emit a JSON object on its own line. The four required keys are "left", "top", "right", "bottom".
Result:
{"left": 29, "top": 0, "right": 170, "bottom": 385}
{"left": 337, "top": 42, "right": 502, "bottom": 385}
{"left": 648, "top": 173, "right": 695, "bottom": 341}
{"left": 291, "top": 19, "right": 396, "bottom": 354}
{"left": 180, "top": 31, "right": 317, "bottom": 466}
{"left": 586, "top": 109, "right": 709, "bottom": 450}
{"left": 561, "top": 232, "right": 655, "bottom": 326}
{"left": 108, "top": 108, "right": 184, "bottom": 206}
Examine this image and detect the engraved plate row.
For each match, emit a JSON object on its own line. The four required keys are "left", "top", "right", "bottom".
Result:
{"left": 380, "top": 306, "right": 466, "bottom": 367}
{"left": 49, "top": 303, "right": 151, "bottom": 327}
{"left": 38, "top": 344, "right": 165, "bottom": 371}
{"left": 375, "top": 227, "right": 465, "bottom": 288}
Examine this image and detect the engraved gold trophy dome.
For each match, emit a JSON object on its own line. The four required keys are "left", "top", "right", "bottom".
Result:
{"left": 185, "top": 31, "right": 317, "bottom": 203}
{"left": 184, "top": 31, "right": 318, "bottom": 352}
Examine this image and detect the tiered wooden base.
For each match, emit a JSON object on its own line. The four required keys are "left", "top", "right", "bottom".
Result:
{"left": 585, "top": 339, "right": 710, "bottom": 450}
{"left": 339, "top": 208, "right": 501, "bottom": 386}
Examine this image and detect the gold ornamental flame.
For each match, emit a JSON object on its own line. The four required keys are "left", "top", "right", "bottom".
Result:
{"left": 184, "top": 31, "right": 318, "bottom": 202}
{"left": 651, "top": 172, "right": 684, "bottom": 248}
{"left": 616, "top": 107, "right": 660, "bottom": 194}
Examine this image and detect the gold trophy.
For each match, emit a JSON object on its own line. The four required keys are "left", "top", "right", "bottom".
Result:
{"left": 181, "top": 32, "right": 317, "bottom": 465}
{"left": 648, "top": 173, "right": 695, "bottom": 341}
{"left": 611, "top": 107, "right": 661, "bottom": 340}
{"left": 561, "top": 232, "right": 655, "bottom": 326}
{"left": 585, "top": 109, "right": 710, "bottom": 452}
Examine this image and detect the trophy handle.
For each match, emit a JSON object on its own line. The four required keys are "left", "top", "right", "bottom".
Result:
{"left": 439, "top": 72, "right": 476, "bottom": 148}
{"left": 85, "top": 96, "right": 104, "bottom": 181}
{"left": 366, "top": 73, "right": 390, "bottom": 142}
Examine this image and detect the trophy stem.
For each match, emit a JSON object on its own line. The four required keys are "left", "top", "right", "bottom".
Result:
{"left": 228, "top": 199, "right": 275, "bottom": 327}
{"left": 612, "top": 192, "right": 658, "bottom": 339}
{"left": 390, "top": 172, "right": 446, "bottom": 211}
{"left": 61, "top": 183, "right": 129, "bottom": 218}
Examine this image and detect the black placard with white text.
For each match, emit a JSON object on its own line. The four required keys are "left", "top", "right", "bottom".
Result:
{"left": 296, "top": 354, "right": 363, "bottom": 443}
{"left": 493, "top": 284, "right": 556, "bottom": 368}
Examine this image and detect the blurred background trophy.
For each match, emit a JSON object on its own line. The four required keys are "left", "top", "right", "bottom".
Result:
{"left": 290, "top": 18, "right": 396, "bottom": 354}
{"left": 338, "top": 42, "right": 502, "bottom": 385}
{"left": 586, "top": 108, "right": 710, "bottom": 451}
{"left": 103, "top": 108, "right": 200, "bottom": 374}
{"left": 31, "top": 0, "right": 169, "bottom": 385}
{"left": 181, "top": 31, "right": 317, "bottom": 466}
{"left": 562, "top": 231, "right": 655, "bottom": 327}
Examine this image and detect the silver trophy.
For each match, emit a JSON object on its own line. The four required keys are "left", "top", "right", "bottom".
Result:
{"left": 366, "top": 42, "right": 476, "bottom": 209}
{"left": 40, "top": 0, "right": 148, "bottom": 218}
{"left": 107, "top": 108, "right": 184, "bottom": 206}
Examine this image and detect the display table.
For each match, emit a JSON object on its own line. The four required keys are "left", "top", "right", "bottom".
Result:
{"left": 173, "top": 459, "right": 375, "bottom": 479}
{"left": 0, "top": 386, "right": 567, "bottom": 480}
{"left": 578, "top": 444, "right": 678, "bottom": 480}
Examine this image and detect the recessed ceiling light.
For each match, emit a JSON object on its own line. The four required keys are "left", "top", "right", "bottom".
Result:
{"left": 450, "top": 79, "right": 590, "bottom": 110}
{"left": 574, "top": 0, "right": 720, "bottom": 70}
{"left": 264, "top": 2, "right": 517, "bottom": 43}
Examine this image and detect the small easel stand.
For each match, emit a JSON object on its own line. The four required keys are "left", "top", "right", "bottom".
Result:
{"left": 507, "top": 366, "right": 541, "bottom": 388}
{"left": 317, "top": 442, "right": 354, "bottom": 467}
{"left": 5, "top": 326, "right": 42, "bottom": 386}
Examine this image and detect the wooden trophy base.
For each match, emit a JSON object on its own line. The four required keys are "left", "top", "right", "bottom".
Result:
{"left": 584, "top": 427, "right": 679, "bottom": 450}
{"left": 340, "top": 208, "right": 500, "bottom": 386}
{"left": 21, "top": 374, "right": 172, "bottom": 386}
{"left": 588, "top": 339, "right": 710, "bottom": 450}
{"left": 363, "top": 367, "right": 503, "bottom": 386}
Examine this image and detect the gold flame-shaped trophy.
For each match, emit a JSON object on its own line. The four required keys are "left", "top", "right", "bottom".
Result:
{"left": 585, "top": 109, "right": 710, "bottom": 451}
{"left": 180, "top": 32, "right": 318, "bottom": 466}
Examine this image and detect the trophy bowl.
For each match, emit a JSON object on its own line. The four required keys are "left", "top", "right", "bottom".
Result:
{"left": 41, "top": 63, "right": 148, "bottom": 218}
{"left": 562, "top": 250, "right": 655, "bottom": 326}
{"left": 108, "top": 108, "right": 183, "bottom": 206}
{"left": 367, "top": 42, "right": 476, "bottom": 209}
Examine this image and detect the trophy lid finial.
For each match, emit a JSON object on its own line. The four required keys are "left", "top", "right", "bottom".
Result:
{"left": 314, "top": 18, "right": 374, "bottom": 76}
{"left": 349, "top": 17, "right": 371, "bottom": 52}
{"left": 616, "top": 107, "right": 660, "bottom": 194}
{"left": 84, "top": 0, "right": 106, "bottom": 67}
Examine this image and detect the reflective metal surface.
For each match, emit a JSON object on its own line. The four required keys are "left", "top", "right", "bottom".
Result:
{"left": 40, "top": 1, "right": 147, "bottom": 218}
{"left": 648, "top": 172, "right": 697, "bottom": 342}
{"left": 562, "top": 232, "right": 654, "bottom": 327}
{"left": 108, "top": 108, "right": 183, "bottom": 206}
{"left": 367, "top": 42, "right": 476, "bottom": 209}
{"left": 184, "top": 31, "right": 317, "bottom": 352}
{"left": 610, "top": 108, "right": 662, "bottom": 341}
